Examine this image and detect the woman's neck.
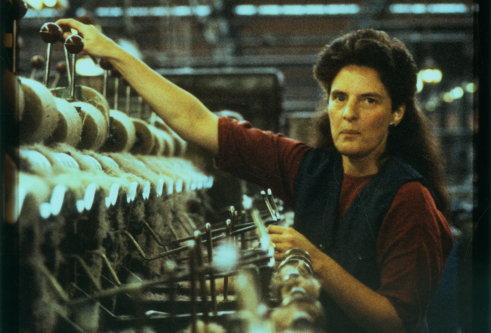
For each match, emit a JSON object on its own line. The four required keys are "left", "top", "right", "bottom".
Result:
{"left": 342, "top": 154, "right": 388, "bottom": 177}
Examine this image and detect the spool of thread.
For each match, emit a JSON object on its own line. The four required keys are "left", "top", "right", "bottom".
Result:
{"left": 148, "top": 125, "right": 163, "bottom": 156}
{"left": 51, "top": 152, "right": 80, "bottom": 170}
{"left": 19, "top": 77, "right": 59, "bottom": 143}
{"left": 98, "top": 156, "right": 121, "bottom": 172}
{"left": 172, "top": 135, "right": 187, "bottom": 157}
{"left": 130, "top": 119, "right": 155, "bottom": 155}
{"left": 47, "top": 98, "right": 83, "bottom": 146}
{"left": 153, "top": 116, "right": 186, "bottom": 156}
{"left": 77, "top": 155, "right": 103, "bottom": 171}
{"left": 101, "top": 110, "right": 136, "bottom": 152}
{"left": 72, "top": 101, "right": 108, "bottom": 150}
{"left": 80, "top": 86, "right": 110, "bottom": 128}
{"left": 149, "top": 125, "right": 175, "bottom": 156}
{"left": 19, "top": 149, "right": 52, "bottom": 173}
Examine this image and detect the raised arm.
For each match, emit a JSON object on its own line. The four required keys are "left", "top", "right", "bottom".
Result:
{"left": 56, "top": 18, "right": 219, "bottom": 155}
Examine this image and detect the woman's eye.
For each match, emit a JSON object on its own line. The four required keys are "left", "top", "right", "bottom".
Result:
{"left": 365, "top": 97, "right": 377, "bottom": 104}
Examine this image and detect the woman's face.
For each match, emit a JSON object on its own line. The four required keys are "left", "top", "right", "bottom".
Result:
{"left": 327, "top": 65, "right": 404, "bottom": 164}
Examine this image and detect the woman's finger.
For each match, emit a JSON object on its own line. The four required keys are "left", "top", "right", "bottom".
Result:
{"left": 268, "top": 225, "right": 286, "bottom": 234}
{"left": 269, "top": 234, "right": 283, "bottom": 243}
{"left": 56, "top": 19, "right": 85, "bottom": 34}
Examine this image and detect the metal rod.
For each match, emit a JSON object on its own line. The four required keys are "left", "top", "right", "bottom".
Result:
{"left": 13, "top": 21, "right": 18, "bottom": 74}
{"left": 141, "top": 219, "right": 165, "bottom": 248}
{"left": 194, "top": 231, "right": 209, "bottom": 321}
{"left": 43, "top": 43, "right": 52, "bottom": 86}
{"left": 138, "top": 96, "right": 143, "bottom": 118}
{"left": 69, "top": 256, "right": 270, "bottom": 307}
{"left": 118, "top": 230, "right": 189, "bottom": 260}
{"left": 241, "top": 229, "right": 247, "bottom": 250}
{"left": 69, "top": 254, "right": 102, "bottom": 291}
{"left": 103, "top": 70, "right": 108, "bottom": 98}
{"left": 64, "top": 46, "right": 72, "bottom": 86}
{"left": 261, "top": 190, "right": 277, "bottom": 221}
{"left": 267, "top": 188, "right": 281, "bottom": 219}
{"left": 114, "top": 77, "right": 120, "bottom": 110}
{"left": 167, "top": 222, "right": 180, "bottom": 240}
{"left": 229, "top": 206, "right": 236, "bottom": 230}
{"left": 70, "top": 282, "right": 119, "bottom": 319}
{"left": 146, "top": 224, "right": 225, "bottom": 248}
{"left": 205, "top": 223, "right": 218, "bottom": 315}
{"left": 167, "top": 263, "right": 177, "bottom": 318}
{"left": 223, "top": 219, "right": 231, "bottom": 301}
{"left": 70, "top": 54, "right": 76, "bottom": 100}
{"left": 70, "top": 267, "right": 190, "bottom": 305}
{"left": 189, "top": 243, "right": 197, "bottom": 333}
{"left": 90, "top": 251, "right": 122, "bottom": 286}
{"left": 39, "top": 263, "right": 71, "bottom": 303}
{"left": 125, "top": 84, "right": 131, "bottom": 115}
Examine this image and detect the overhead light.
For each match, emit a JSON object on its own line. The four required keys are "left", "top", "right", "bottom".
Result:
{"left": 258, "top": 5, "right": 282, "bottom": 15}
{"left": 427, "top": 4, "right": 468, "bottom": 14}
{"left": 418, "top": 57, "right": 442, "bottom": 85}
{"left": 236, "top": 4, "right": 360, "bottom": 16}
{"left": 442, "top": 92, "right": 453, "bottom": 103}
{"left": 442, "top": 86, "right": 465, "bottom": 103}
{"left": 93, "top": 4, "right": 360, "bottom": 18}
{"left": 191, "top": 5, "right": 211, "bottom": 17}
{"left": 450, "top": 87, "right": 464, "bottom": 99}
{"left": 390, "top": 3, "right": 469, "bottom": 14}
{"left": 235, "top": 5, "right": 257, "bottom": 16}
{"left": 465, "top": 82, "right": 477, "bottom": 93}
{"left": 172, "top": 6, "right": 192, "bottom": 16}
{"left": 418, "top": 69, "right": 442, "bottom": 84}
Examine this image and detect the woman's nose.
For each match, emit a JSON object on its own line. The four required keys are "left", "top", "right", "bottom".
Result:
{"left": 342, "top": 99, "right": 358, "bottom": 121}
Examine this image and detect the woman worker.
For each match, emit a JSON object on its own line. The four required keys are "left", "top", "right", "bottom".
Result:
{"left": 56, "top": 19, "right": 453, "bottom": 333}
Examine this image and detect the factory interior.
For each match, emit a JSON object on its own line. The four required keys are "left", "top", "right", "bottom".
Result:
{"left": 2, "top": 0, "right": 484, "bottom": 332}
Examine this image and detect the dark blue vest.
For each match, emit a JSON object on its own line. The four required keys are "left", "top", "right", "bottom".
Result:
{"left": 293, "top": 149, "right": 429, "bottom": 333}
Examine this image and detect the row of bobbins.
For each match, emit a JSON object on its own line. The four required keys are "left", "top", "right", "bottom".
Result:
{"left": 8, "top": 146, "right": 214, "bottom": 224}
{"left": 18, "top": 22, "right": 187, "bottom": 157}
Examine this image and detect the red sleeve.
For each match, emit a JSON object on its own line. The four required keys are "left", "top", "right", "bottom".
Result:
{"left": 376, "top": 181, "right": 453, "bottom": 332}
{"left": 215, "top": 116, "right": 311, "bottom": 207}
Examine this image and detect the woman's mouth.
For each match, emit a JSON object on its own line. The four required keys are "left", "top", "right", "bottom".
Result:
{"left": 340, "top": 130, "right": 360, "bottom": 135}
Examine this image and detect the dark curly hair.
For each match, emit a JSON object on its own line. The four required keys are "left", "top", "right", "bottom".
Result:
{"left": 313, "top": 29, "right": 450, "bottom": 216}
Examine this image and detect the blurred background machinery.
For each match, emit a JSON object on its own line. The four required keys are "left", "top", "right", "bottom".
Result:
{"left": 2, "top": 0, "right": 478, "bottom": 332}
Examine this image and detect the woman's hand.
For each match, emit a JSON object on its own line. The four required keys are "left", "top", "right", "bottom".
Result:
{"left": 55, "top": 18, "right": 119, "bottom": 59}
{"left": 268, "top": 225, "right": 405, "bottom": 333}
{"left": 267, "top": 225, "right": 318, "bottom": 261}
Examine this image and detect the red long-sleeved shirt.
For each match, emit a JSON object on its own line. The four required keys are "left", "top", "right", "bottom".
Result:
{"left": 215, "top": 117, "right": 453, "bottom": 332}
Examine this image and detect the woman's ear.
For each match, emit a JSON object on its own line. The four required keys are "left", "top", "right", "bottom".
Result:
{"left": 392, "top": 104, "right": 406, "bottom": 126}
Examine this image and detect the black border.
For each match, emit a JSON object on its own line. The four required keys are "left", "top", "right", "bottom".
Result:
{"left": 473, "top": 0, "right": 490, "bottom": 332}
